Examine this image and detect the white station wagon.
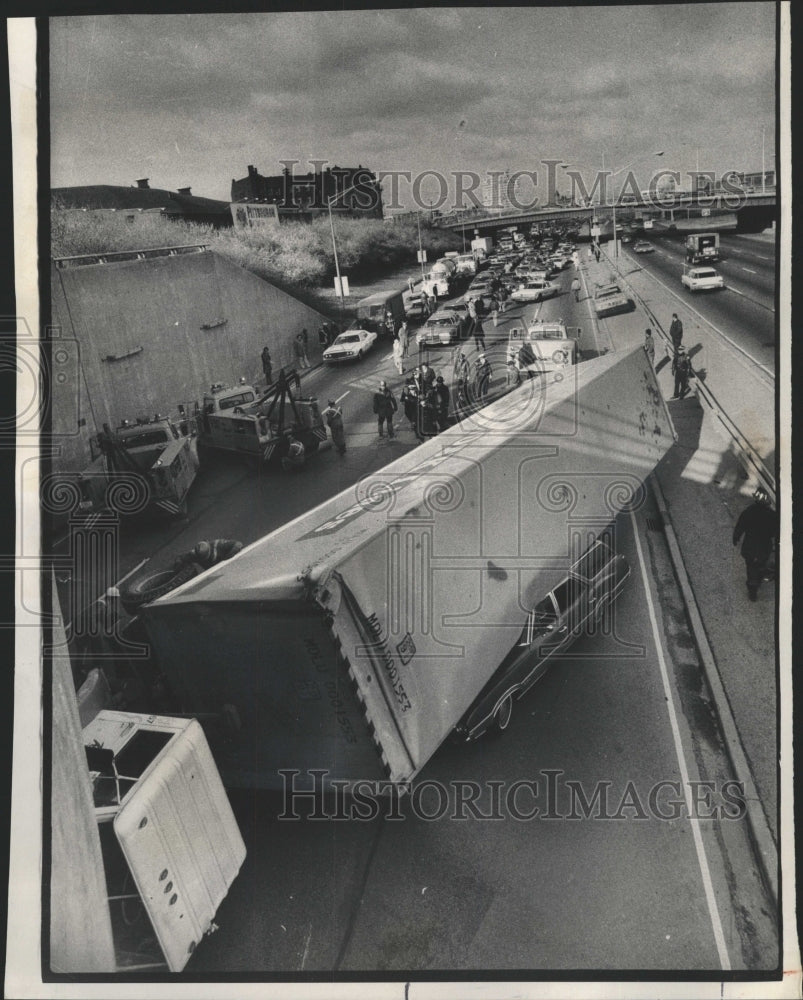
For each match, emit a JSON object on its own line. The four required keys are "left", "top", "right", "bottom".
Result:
{"left": 681, "top": 266, "right": 725, "bottom": 292}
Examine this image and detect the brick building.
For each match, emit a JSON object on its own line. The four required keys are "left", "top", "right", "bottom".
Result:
{"left": 230, "top": 163, "right": 384, "bottom": 221}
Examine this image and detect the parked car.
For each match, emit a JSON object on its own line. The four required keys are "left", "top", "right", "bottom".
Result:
{"left": 510, "top": 279, "right": 560, "bottom": 303}
{"left": 593, "top": 283, "right": 632, "bottom": 317}
{"left": 416, "top": 310, "right": 464, "bottom": 347}
{"left": 454, "top": 540, "right": 631, "bottom": 739}
{"left": 633, "top": 240, "right": 654, "bottom": 254}
{"left": 681, "top": 266, "right": 725, "bottom": 292}
{"left": 322, "top": 328, "right": 378, "bottom": 363}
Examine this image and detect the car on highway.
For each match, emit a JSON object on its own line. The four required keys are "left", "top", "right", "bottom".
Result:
{"left": 593, "top": 283, "right": 632, "bottom": 317}
{"left": 415, "top": 309, "right": 465, "bottom": 347}
{"left": 454, "top": 540, "right": 631, "bottom": 739}
{"left": 633, "top": 240, "right": 655, "bottom": 254}
{"left": 681, "top": 265, "right": 725, "bottom": 293}
{"left": 510, "top": 279, "right": 560, "bottom": 303}
{"left": 322, "top": 327, "right": 378, "bottom": 363}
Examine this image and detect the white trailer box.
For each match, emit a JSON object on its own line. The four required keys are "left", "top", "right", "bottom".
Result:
{"left": 143, "top": 346, "right": 675, "bottom": 789}
{"left": 83, "top": 710, "right": 246, "bottom": 971}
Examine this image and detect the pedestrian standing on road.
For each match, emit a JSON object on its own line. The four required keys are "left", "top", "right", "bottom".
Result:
{"left": 261, "top": 346, "right": 273, "bottom": 385}
{"left": 419, "top": 388, "right": 439, "bottom": 438}
{"left": 453, "top": 350, "right": 470, "bottom": 386}
{"left": 571, "top": 276, "right": 581, "bottom": 302}
{"left": 669, "top": 313, "right": 684, "bottom": 353}
{"left": 434, "top": 375, "right": 451, "bottom": 431}
{"left": 428, "top": 292, "right": 438, "bottom": 315}
{"left": 392, "top": 336, "right": 405, "bottom": 376}
{"left": 398, "top": 320, "right": 409, "bottom": 358}
{"left": 322, "top": 399, "right": 347, "bottom": 456}
{"left": 644, "top": 328, "right": 656, "bottom": 368}
{"left": 301, "top": 328, "right": 311, "bottom": 366}
{"left": 373, "top": 380, "right": 398, "bottom": 438}
{"left": 419, "top": 360, "right": 436, "bottom": 393}
{"left": 473, "top": 311, "right": 486, "bottom": 351}
{"left": 594, "top": 245, "right": 601, "bottom": 263}
{"left": 572, "top": 250, "right": 580, "bottom": 270}
{"left": 401, "top": 378, "right": 421, "bottom": 438}
{"left": 732, "top": 488, "right": 776, "bottom": 601}
{"left": 672, "top": 347, "right": 692, "bottom": 398}
{"left": 385, "top": 310, "right": 396, "bottom": 338}
{"left": 294, "top": 333, "right": 310, "bottom": 370}
{"left": 475, "top": 354, "right": 492, "bottom": 400}
{"left": 498, "top": 283, "right": 508, "bottom": 314}
{"left": 318, "top": 326, "right": 329, "bottom": 348}
{"left": 506, "top": 345, "right": 521, "bottom": 388}
{"left": 490, "top": 292, "right": 500, "bottom": 327}
{"left": 408, "top": 277, "right": 415, "bottom": 295}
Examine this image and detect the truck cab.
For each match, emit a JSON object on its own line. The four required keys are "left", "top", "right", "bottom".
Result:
{"left": 509, "top": 320, "right": 581, "bottom": 377}
{"left": 196, "top": 378, "right": 326, "bottom": 468}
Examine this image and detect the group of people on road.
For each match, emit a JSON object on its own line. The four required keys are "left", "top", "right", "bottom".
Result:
{"left": 642, "top": 313, "right": 692, "bottom": 399}
{"left": 378, "top": 362, "right": 453, "bottom": 441}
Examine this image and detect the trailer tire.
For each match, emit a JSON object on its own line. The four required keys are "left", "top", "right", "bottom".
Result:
{"left": 120, "top": 562, "right": 204, "bottom": 615}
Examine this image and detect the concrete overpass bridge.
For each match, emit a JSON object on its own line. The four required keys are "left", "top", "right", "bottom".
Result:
{"left": 438, "top": 190, "right": 777, "bottom": 237}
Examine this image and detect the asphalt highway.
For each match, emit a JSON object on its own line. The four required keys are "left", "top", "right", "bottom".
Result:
{"left": 57, "top": 260, "right": 778, "bottom": 974}
{"left": 618, "top": 233, "right": 776, "bottom": 375}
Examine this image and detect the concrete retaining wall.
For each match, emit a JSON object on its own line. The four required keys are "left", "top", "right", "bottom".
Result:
{"left": 51, "top": 250, "right": 327, "bottom": 471}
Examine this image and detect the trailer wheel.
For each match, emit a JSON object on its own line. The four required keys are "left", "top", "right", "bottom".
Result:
{"left": 491, "top": 693, "right": 514, "bottom": 734}
{"left": 120, "top": 562, "right": 204, "bottom": 615}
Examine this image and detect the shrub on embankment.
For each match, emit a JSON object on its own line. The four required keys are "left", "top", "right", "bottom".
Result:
{"left": 51, "top": 209, "right": 461, "bottom": 300}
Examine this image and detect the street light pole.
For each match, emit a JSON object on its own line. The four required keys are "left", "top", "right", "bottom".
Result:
{"left": 417, "top": 211, "right": 425, "bottom": 281}
{"left": 327, "top": 178, "right": 365, "bottom": 302}
{"left": 762, "top": 126, "right": 766, "bottom": 193}
{"left": 610, "top": 151, "right": 664, "bottom": 258}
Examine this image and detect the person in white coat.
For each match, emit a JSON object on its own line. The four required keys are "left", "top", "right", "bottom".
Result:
{"left": 392, "top": 336, "right": 404, "bottom": 375}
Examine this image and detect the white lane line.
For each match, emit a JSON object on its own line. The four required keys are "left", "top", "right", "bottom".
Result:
{"left": 725, "top": 284, "right": 775, "bottom": 313}
{"left": 740, "top": 266, "right": 757, "bottom": 274}
{"left": 335, "top": 390, "right": 350, "bottom": 403}
{"left": 630, "top": 510, "right": 731, "bottom": 970}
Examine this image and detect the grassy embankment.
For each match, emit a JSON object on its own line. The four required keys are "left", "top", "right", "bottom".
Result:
{"left": 51, "top": 209, "right": 461, "bottom": 318}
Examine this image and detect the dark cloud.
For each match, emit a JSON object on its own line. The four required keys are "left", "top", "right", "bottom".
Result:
{"left": 50, "top": 6, "right": 776, "bottom": 202}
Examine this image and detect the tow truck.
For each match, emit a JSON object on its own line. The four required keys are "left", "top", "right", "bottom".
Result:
{"left": 75, "top": 414, "right": 199, "bottom": 518}
{"left": 194, "top": 369, "right": 328, "bottom": 469}
{"left": 508, "top": 319, "right": 581, "bottom": 378}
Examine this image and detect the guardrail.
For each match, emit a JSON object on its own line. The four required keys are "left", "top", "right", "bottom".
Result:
{"left": 612, "top": 262, "right": 777, "bottom": 507}
{"left": 53, "top": 244, "right": 210, "bottom": 268}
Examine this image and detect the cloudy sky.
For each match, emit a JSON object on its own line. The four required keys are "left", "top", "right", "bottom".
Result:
{"left": 49, "top": 5, "right": 777, "bottom": 209}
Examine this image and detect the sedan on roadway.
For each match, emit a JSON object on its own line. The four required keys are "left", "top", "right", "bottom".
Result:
{"left": 454, "top": 540, "right": 631, "bottom": 739}
{"left": 593, "top": 283, "right": 632, "bottom": 317}
{"left": 633, "top": 240, "right": 655, "bottom": 254}
{"left": 322, "top": 328, "right": 377, "bottom": 363}
{"left": 415, "top": 310, "right": 465, "bottom": 347}
{"left": 681, "top": 266, "right": 725, "bottom": 292}
{"left": 510, "top": 279, "right": 560, "bottom": 303}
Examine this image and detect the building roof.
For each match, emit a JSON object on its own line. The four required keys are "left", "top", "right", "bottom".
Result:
{"left": 51, "top": 185, "right": 231, "bottom": 217}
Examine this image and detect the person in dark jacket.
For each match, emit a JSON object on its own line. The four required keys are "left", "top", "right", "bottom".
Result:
{"left": 669, "top": 313, "right": 684, "bottom": 352}
{"left": 373, "top": 380, "right": 398, "bottom": 438}
{"left": 322, "top": 399, "right": 347, "bottom": 455}
{"left": 419, "top": 388, "right": 439, "bottom": 438}
{"left": 732, "top": 488, "right": 776, "bottom": 600}
{"left": 475, "top": 354, "right": 492, "bottom": 399}
{"left": 434, "top": 375, "right": 451, "bottom": 431}
{"left": 418, "top": 361, "right": 436, "bottom": 393}
{"left": 672, "top": 347, "right": 692, "bottom": 398}
{"left": 400, "top": 379, "right": 421, "bottom": 438}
